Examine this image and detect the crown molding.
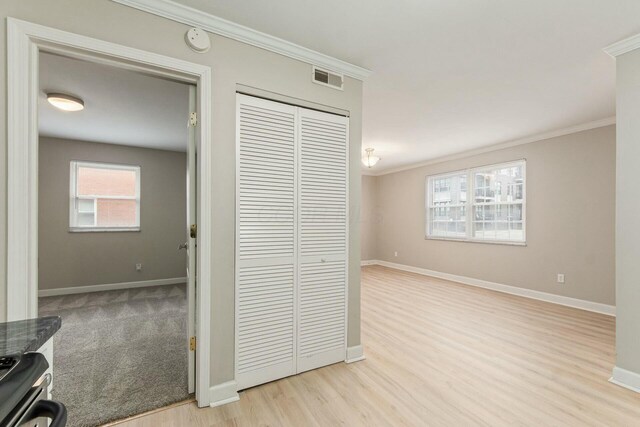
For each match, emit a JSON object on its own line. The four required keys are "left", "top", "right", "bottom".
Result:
{"left": 368, "top": 116, "right": 616, "bottom": 176}
{"left": 604, "top": 33, "right": 640, "bottom": 57}
{"left": 111, "top": 0, "right": 372, "bottom": 80}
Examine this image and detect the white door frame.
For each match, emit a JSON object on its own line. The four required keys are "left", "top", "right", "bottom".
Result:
{"left": 6, "top": 17, "right": 213, "bottom": 407}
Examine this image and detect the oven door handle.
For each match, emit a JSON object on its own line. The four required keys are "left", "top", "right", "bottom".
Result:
{"left": 24, "top": 399, "right": 67, "bottom": 427}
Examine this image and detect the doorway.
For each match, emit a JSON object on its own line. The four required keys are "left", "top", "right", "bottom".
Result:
{"left": 34, "top": 51, "right": 197, "bottom": 426}
{"left": 6, "top": 17, "right": 212, "bottom": 410}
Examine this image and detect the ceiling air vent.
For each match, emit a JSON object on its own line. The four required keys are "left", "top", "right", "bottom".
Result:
{"left": 312, "top": 66, "right": 344, "bottom": 90}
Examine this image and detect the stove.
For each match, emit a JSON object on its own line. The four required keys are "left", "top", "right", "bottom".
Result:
{"left": 0, "top": 352, "right": 66, "bottom": 427}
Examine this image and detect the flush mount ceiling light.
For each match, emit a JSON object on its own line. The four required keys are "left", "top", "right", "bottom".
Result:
{"left": 362, "top": 148, "right": 380, "bottom": 168}
{"left": 47, "top": 93, "right": 84, "bottom": 112}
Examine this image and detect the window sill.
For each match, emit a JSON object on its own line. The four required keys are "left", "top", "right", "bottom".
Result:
{"left": 69, "top": 227, "right": 140, "bottom": 233}
{"left": 425, "top": 235, "right": 526, "bottom": 246}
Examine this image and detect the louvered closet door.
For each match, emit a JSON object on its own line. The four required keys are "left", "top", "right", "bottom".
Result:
{"left": 297, "top": 108, "right": 349, "bottom": 373}
{"left": 236, "top": 95, "right": 297, "bottom": 389}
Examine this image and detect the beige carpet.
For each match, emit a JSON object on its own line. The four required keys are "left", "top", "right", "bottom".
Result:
{"left": 39, "top": 284, "right": 190, "bottom": 427}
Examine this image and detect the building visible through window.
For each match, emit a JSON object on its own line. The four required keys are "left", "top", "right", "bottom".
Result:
{"left": 69, "top": 161, "right": 140, "bottom": 231}
{"left": 426, "top": 160, "right": 525, "bottom": 244}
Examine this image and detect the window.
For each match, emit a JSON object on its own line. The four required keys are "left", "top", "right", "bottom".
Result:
{"left": 69, "top": 161, "right": 140, "bottom": 231}
{"left": 426, "top": 160, "right": 525, "bottom": 244}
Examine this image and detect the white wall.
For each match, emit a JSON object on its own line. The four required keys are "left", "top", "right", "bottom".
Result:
{"left": 614, "top": 47, "right": 640, "bottom": 377}
{"left": 360, "top": 175, "right": 379, "bottom": 261}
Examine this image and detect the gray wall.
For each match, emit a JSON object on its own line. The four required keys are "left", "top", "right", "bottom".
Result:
{"left": 361, "top": 175, "right": 379, "bottom": 261}
{"left": 372, "top": 125, "right": 615, "bottom": 305}
{"left": 0, "top": 0, "right": 363, "bottom": 389}
{"left": 615, "top": 49, "right": 640, "bottom": 374}
{"left": 38, "top": 137, "right": 187, "bottom": 290}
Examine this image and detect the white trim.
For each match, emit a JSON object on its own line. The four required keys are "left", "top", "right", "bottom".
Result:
{"left": 345, "top": 345, "right": 366, "bottom": 363}
{"left": 604, "top": 33, "right": 640, "bottom": 57}
{"left": 6, "top": 17, "right": 212, "bottom": 407}
{"left": 38, "top": 277, "right": 187, "bottom": 297}
{"left": 209, "top": 381, "right": 240, "bottom": 408}
{"left": 610, "top": 367, "right": 640, "bottom": 393}
{"left": 362, "top": 260, "right": 616, "bottom": 316}
{"left": 360, "top": 260, "right": 377, "bottom": 266}
{"left": 366, "top": 117, "right": 616, "bottom": 176}
{"left": 68, "top": 227, "right": 141, "bottom": 233}
{"left": 110, "top": 0, "right": 372, "bottom": 81}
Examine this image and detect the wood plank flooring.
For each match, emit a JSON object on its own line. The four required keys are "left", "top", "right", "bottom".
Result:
{"left": 110, "top": 265, "right": 640, "bottom": 426}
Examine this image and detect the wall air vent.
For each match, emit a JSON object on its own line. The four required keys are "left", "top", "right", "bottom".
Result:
{"left": 312, "top": 66, "right": 344, "bottom": 90}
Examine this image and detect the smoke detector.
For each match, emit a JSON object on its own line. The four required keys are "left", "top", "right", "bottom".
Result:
{"left": 185, "top": 28, "right": 211, "bottom": 53}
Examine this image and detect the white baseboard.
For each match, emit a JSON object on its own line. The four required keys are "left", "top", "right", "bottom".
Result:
{"left": 38, "top": 277, "right": 187, "bottom": 297}
{"left": 610, "top": 367, "right": 640, "bottom": 393}
{"left": 360, "top": 260, "right": 377, "bottom": 266}
{"left": 345, "top": 344, "right": 366, "bottom": 363}
{"left": 210, "top": 380, "right": 240, "bottom": 407}
{"left": 364, "top": 260, "right": 615, "bottom": 316}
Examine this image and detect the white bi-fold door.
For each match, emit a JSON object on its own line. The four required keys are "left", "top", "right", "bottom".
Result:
{"left": 297, "top": 107, "right": 349, "bottom": 373}
{"left": 235, "top": 94, "right": 348, "bottom": 390}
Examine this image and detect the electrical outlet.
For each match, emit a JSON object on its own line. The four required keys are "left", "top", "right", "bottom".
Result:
{"left": 557, "top": 273, "right": 565, "bottom": 284}
{"left": 394, "top": 251, "right": 398, "bottom": 257}
{"left": 136, "top": 263, "right": 142, "bottom": 271}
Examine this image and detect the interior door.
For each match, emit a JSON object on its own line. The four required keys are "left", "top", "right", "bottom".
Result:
{"left": 235, "top": 94, "right": 297, "bottom": 390}
{"left": 186, "top": 85, "right": 197, "bottom": 394}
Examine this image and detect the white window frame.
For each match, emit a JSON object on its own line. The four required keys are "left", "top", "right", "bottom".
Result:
{"left": 69, "top": 161, "right": 141, "bottom": 232}
{"left": 426, "top": 159, "right": 526, "bottom": 245}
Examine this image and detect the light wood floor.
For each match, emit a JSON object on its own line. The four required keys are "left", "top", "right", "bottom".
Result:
{"left": 110, "top": 265, "right": 640, "bottom": 426}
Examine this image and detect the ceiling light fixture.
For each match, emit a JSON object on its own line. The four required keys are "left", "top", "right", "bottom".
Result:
{"left": 47, "top": 93, "right": 84, "bottom": 112}
{"left": 362, "top": 148, "right": 380, "bottom": 168}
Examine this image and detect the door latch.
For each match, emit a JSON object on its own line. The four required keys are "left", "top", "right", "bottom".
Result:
{"left": 190, "top": 336, "right": 196, "bottom": 351}
{"left": 190, "top": 224, "right": 197, "bottom": 238}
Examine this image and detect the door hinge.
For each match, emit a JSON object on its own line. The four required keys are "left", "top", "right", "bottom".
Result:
{"left": 190, "top": 336, "right": 196, "bottom": 351}
{"left": 189, "top": 112, "right": 197, "bottom": 127}
{"left": 190, "top": 224, "right": 197, "bottom": 238}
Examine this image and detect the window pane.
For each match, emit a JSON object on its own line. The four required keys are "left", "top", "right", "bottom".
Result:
{"left": 428, "top": 173, "right": 466, "bottom": 238}
{"left": 77, "top": 166, "right": 136, "bottom": 197}
{"left": 509, "top": 221, "right": 524, "bottom": 241}
{"left": 77, "top": 198, "right": 94, "bottom": 213}
{"left": 455, "top": 219, "right": 466, "bottom": 237}
{"left": 508, "top": 204, "right": 522, "bottom": 221}
{"left": 472, "top": 163, "right": 525, "bottom": 242}
{"left": 483, "top": 221, "right": 496, "bottom": 240}
{"left": 77, "top": 212, "right": 95, "bottom": 227}
{"left": 96, "top": 199, "right": 137, "bottom": 227}
{"left": 496, "top": 221, "right": 509, "bottom": 241}
{"left": 474, "top": 164, "right": 523, "bottom": 203}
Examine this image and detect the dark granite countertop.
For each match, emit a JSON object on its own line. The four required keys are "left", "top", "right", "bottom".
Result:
{"left": 0, "top": 316, "right": 61, "bottom": 357}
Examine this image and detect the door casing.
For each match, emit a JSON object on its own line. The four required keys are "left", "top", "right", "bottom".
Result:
{"left": 6, "top": 18, "right": 213, "bottom": 407}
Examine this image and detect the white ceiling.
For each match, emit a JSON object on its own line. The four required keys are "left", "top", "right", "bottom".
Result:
{"left": 39, "top": 52, "right": 189, "bottom": 151}
{"left": 173, "top": 0, "right": 639, "bottom": 173}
